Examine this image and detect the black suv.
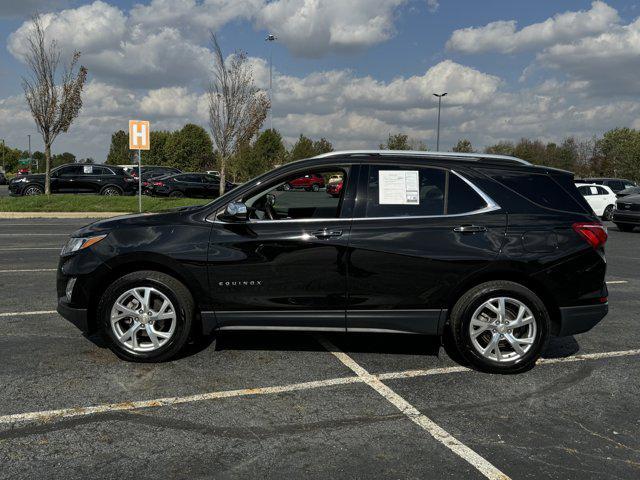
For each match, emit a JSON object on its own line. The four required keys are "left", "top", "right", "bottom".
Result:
{"left": 578, "top": 177, "right": 636, "bottom": 193}
{"left": 147, "top": 173, "right": 235, "bottom": 198}
{"left": 9, "top": 164, "right": 137, "bottom": 196}
{"left": 57, "top": 151, "right": 608, "bottom": 373}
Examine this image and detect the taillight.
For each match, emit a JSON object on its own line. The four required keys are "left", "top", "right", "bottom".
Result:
{"left": 573, "top": 222, "right": 607, "bottom": 249}
{"left": 153, "top": 181, "right": 164, "bottom": 186}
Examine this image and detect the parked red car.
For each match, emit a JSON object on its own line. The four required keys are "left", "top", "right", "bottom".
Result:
{"left": 284, "top": 173, "right": 325, "bottom": 191}
{"left": 326, "top": 180, "right": 343, "bottom": 197}
{"left": 17, "top": 168, "right": 30, "bottom": 176}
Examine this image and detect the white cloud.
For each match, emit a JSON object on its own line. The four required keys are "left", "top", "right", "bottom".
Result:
{"left": 536, "top": 18, "right": 640, "bottom": 95}
{"left": 426, "top": 0, "right": 439, "bottom": 13}
{"left": 257, "top": 0, "right": 408, "bottom": 57}
{"left": 446, "top": 1, "right": 619, "bottom": 54}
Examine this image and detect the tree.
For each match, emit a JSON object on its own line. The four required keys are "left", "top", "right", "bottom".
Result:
{"left": 452, "top": 138, "right": 474, "bottom": 153}
{"left": 106, "top": 130, "right": 132, "bottom": 165}
{"left": 484, "top": 141, "right": 515, "bottom": 156}
{"left": 289, "top": 134, "right": 316, "bottom": 161}
{"left": 21, "top": 14, "right": 87, "bottom": 194}
{"left": 207, "top": 33, "right": 270, "bottom": 195}
{"left": 313, "top": 138, "right": 333, "bottom": 155}
{"left": 163, "top": 124, "right": 215, "bottom": 171}
{"left": 52, "top": 151, "right": 75, "bottom": 167}
{"left": 380, "top": 133, "right": 427, "bottom": 150}
{"left": 596, "top": 128, "right": 640, "bottom": 181}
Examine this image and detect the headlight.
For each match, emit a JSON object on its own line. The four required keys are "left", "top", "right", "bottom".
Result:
{"left": 61, "top": 234, "right": 107, "bottom": 256}
{"left": 12, "top": 177, "right": 27, "bottom": 183}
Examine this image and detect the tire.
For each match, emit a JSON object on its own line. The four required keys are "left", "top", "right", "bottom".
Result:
{"left": 602, "top": 205, "right": 614, "bottom": 221}
{"left": 23, "top": 185, "right": 44, "bottom": 196}
{"left": 312, "top": 184, "right": 320, "bottom": 192}
{"left": 169, "top": 190, "right": 185, "bottom": 198}
{"left": 615, "top": 223, "right": 635, "bottom": 232}
{"left": 448, "top": 281, "right": 550, "bottom": 374}
{"left": 101, "top": 185, "right": 123, "bottom": 196}
{"left": 283, "top": 183, "right": 291, "bottom": 191}
{"left": 97, "top": 271, "right": 194, "bottom": 362}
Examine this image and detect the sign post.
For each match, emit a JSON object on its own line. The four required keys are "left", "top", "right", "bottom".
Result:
{"left": 129, "top": 120, "right": 150, "bottom": 213}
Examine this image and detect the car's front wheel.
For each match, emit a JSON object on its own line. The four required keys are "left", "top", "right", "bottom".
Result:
{"left": 169, "top": 190, "right": 185, "bottom": 198}
{"left": 97, "top": 271, "right": 194, "bottom": 362}
{"left": 23, "top": 185, "right": 44, "bottom": 196}
{"left": 101, "top": 186, "right": 123, "bottom": 196}
{"left": 449, "top": 281, "right": 550, "bottom": 374}
{"left": 603, "top": 205, "right": 614, "bottom": 221}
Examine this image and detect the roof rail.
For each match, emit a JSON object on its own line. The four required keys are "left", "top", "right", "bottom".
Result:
{"left": 311, "top": 150, "right": 531, "bottom": 166}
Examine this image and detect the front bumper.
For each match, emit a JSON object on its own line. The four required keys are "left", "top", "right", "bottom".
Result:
{"left": 612, "top": 209, "right": 640, "bottom": 225}
{"left": 57, "top": 297, "right": 89, "bottom": 333}
{"left": 557, "top": 303, "right": 608, "bottom": 336}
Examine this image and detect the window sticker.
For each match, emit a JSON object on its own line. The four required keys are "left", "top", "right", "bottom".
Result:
{"left": 83, "top": 165, "right": 93, "bottom": 174}
{"left": 379, "top": 170, "right": 419, "bottom": 205}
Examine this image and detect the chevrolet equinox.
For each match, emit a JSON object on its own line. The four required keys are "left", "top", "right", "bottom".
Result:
{"left": 57, "top": 151, "right": 608, "bottom": 373}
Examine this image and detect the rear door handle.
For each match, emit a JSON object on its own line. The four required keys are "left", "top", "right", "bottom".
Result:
{"left": 453, "top": 225, "right": 486, "bottom": 233}
{"left": 312, "top": 228, "right": 343, "bottom": 239}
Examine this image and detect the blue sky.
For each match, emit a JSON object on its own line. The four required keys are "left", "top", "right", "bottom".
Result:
{"left": 1, "top": 1, "right": 640, "bottom": 159}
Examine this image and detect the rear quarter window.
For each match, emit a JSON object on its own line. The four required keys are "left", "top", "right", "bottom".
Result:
{"left": 490, "top": 171, "right": 590, "bottom": 213}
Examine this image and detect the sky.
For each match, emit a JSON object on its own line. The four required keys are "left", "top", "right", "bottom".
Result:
{"left": 1, "top": 0, "right": 640, "bottom": 161}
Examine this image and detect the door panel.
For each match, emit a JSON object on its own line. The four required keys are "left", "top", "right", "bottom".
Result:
{"left": 208, "top": 220, "right": 350, "bottom": 329}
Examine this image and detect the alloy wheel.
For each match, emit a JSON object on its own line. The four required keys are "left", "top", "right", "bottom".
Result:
{"left": 24, "top": 186, "right": 43, "bottom": 196}
{"left": 468, "top": 297, "right": 537, "bottom": 362}
{"left": 110, "top": 287, "right": 177, "bottom": 353}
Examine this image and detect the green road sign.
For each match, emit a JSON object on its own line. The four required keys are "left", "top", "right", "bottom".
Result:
{"left": 18, "top": 158, "right": 31, "bottom": 165}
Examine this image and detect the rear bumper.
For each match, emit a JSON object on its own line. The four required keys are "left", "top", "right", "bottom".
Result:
{"left": 57, "top": 297, "right": 89, "bottom": 333}
{"left": 557, "top": 303, "right": 608, "bottom": 336}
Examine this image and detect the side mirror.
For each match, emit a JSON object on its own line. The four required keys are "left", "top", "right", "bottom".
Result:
{"left": 222, "top": 201, "right": 248, "bottom": 222}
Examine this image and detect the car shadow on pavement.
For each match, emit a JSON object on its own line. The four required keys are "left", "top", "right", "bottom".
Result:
{"left": 541, "top": 335, "right": 581, "bottom": 359}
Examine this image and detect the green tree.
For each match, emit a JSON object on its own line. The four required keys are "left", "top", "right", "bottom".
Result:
{"left": 380, "top": 133, "right": 409, "bottom": 150}
{"left": 452, "top": 138, "right": 474, "bottom": 153}
{"left": 106, "top": 130, "right": 133, "bottom": 165}
{"left": 142, "top": 130, "right": 172, "bottom": 165}
{"left": 52, "top": 152, "right": 75, "bottom": 167}
{"left": 513, "top": 138, "right": 547, "bottom": 165}
{"left": 313, "top": 137, "right": 333, "bottom": 155}
{"left": 484, "top": 141, "right": 515, "bottom": 156}
{"left": 289, "top": 134, "right": 316, "bottom": 161}
{"left": 596, "top": 128, "right": 640, "bottom": 181}
{"left": 231, "top": 129, "right": 286, "bottom": 182}
{"left": 163, "top": 123, "right": 214, "bottom": 171}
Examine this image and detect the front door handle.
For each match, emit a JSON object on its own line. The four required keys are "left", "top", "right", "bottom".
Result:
{"left": 453, "top": 225, "right": 486, "bottom": 233}
{"left": 312, "top": 228, "right": 343, "bottom": 239}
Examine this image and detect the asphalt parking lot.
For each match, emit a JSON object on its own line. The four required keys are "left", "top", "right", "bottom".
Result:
{"left": 0, "top": 217, "right": 639, "bottom": 480}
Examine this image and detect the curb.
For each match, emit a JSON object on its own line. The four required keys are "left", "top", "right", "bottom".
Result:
{"left": 0, "top": 212, "right": 130, "bottom": 219}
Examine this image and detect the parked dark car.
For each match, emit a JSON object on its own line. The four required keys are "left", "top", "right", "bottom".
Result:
{"left": 612, "top": 194, "right": 640, "bottom": 231}
{"left": 146, "top": 173, "right": 234, "bottom": 198}
{"left": 131, "top": 165, "right": 182, "bottom": 178}
{"left": 577, "top": 177, "right": 636, "bottom": 193}
{"left": 0, "top": 172, "right": 6, "bottom": 185}
{"left": 616, "top": 186, "right": 640, "bottom": 198}
{"left": 9, "top": 164, "right": 137, "bottom": 196}
{"left": 57, "top": 151, "right": 608, "bottom": 373}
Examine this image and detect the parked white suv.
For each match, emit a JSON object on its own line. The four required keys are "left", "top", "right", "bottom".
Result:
{"left": 576, "top": 183, "right": 617, "bottom": 220}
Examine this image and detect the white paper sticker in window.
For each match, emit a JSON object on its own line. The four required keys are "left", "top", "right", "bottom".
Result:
{"left": 83, "top": 165, "right": 93, "bottom": 174}
{"left": 379, "top": 170, "right": 420, "bottom": 205}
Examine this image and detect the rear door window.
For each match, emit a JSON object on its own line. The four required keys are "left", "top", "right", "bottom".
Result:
{"left": 447, "top": 173, "right": 487, "bottom": 214}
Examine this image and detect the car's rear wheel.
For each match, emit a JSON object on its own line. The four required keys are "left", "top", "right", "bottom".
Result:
{"left": 169, "top": 190, "right": 185, "bottom": 198}
{"left": 615, "top": 223, "right": 635, "bottom": 232}
{"left": 449, "top": 281, "right": 550, "bottom": 374}
{"left": 97, "top": 271, "right": 194, "bottom": 362}
{"left": 101, "top": 185, "right": 123, "bottom": 196}
{"left": 603, "top": 205, "right": 614, "bottom": 221}
{"left": 312, "top": 184, "right": 320, "bottom": 192}
{"left": 283, "top": 183, "right": 291, "bottom": 191}
{"left": 23, "top": 185, "right": 43, "bottom": 196}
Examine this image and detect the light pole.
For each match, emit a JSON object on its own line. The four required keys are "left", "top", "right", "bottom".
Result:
{"left": 265, "top": 33, "right": 277, "bottom": 131}
{"left": 433, "top": 92, "right": 447, "bottom": 151}
{"left": 27, "top": 134, "right": 33, "bottom": 172}
{"left": 1, "top": 139, "right": 4, "bottom": 173}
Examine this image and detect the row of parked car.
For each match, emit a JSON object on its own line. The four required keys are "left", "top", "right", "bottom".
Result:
{"left": 574, "top": 177, "right": 640, "bottom": 231}
{"left": 7, "top": 163, "right": 345, "bottom": 199}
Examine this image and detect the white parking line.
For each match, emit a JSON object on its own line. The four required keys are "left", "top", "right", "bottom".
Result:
{"left": 317, "top": 336, "right": 510, "bottom": 480}
{"left": 0, "top": 348, "right": 638, "bottom": 430}
{"left": 0, "top": 269, "right": 56, "bottom": 273}
{"left": 606, "top": 280, "right": 628, "bottom": 284}
{"left": 0, "top": 310, "right": 56, "bottom": 318}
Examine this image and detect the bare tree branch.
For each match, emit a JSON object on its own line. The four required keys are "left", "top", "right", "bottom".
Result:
{"left": 21, "top": 14, "right": 87, "bottom": 194}
{"left": 207, "top": 33, "right": 270, "bottom": 195}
